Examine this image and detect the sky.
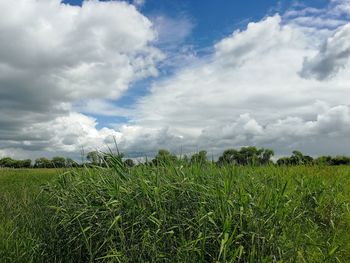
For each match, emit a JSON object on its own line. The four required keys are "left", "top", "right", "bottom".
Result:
{"left": 1, "top": 0, "right": 350, "bottom": 160}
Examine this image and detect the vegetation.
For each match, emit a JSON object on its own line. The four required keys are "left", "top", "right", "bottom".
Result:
{"left": 0, "top": 146, "right": 350, "bottom": 171}
{"left": 1, "top": 161, "right": 350, "bottom": 262}
{"left": 217, "top": 147, "right": 274, "bottom": 166}
{"left": 2, "top": 147, "right": 350, "bottom": 169}
{"left": 0, "top": 169, "right": 59, "bottom": 262}
{"left": 0, "top": 157, "right": 31, "bottom": 168}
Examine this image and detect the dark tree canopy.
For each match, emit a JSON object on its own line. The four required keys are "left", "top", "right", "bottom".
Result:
{"left": 190, "top": 151, "right": 208, "bottom": 165}
{"left": 217, "top": 147, "right": 274, "bottom": 166}
{"left": 277, "top": 151, "right": 314, "bottom": 166}
{"left": 2, "top": 147, "right": 350, "bottom": 169}
{"left": 152, "top": 149, "right": 178, "bottom": 166}
{"left": 52, "top": 156, "right": 66, "bottom": 168}
{"left": 87, "top": 151, "right": 101, "bottom": 166}
{"left": 124, "top": 158, "right": 135, "bottom": 168}
{"left": 34, "top": 157, "right": 53, "bottom": 168}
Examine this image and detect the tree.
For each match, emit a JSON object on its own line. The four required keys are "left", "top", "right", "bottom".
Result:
{"left": 52, "top": 156, "right": 66, "bottom": 168}
{"left": 260, "top": 149, "right": 274, "bottom": 165}
{"left": 152, "top": 149, "right": 178, "bottom": 166}
{"left": 0, "top": 157, "right": 15, "bottom": 168}
{"left": 124, "top": 158, "right": 135, "bottom": 168}
{"left": 303, "top": 155, "right": 314, "bottom": 165}
{"left": 331, "top": 156, "right": 350, "bottom": 165}
{"left": 277, "top": 150, "right": 314, "bottom": 166}
{"left": 277, "top": 157, "right": 290, "bottom": 166}
{"left": 239, "top": 147, "right": 262, "bottom": 165}
{"left": 66, "top": 158, "right": 78, "bottom": 167}
{"left": 0, "top": 157, "right": 32, "bottom": 168}
{"left": 290, "top": 151, "right": 313, "bottom": 165}
{"left": 217, "top": 149, "right": 239, "bottom": 166}
{"left": 17, "top": 159, "right": 32, "bottom": 168}
{"left": 34, "top": 157, "right": 53, "bottom": 168}
{"left": 217, "top": 147, "right": 274, "bottom": 166}
{"left": 314, "top": 156, "right": 332, "bottom": 165}
{"left": 190, "top": 151, "right": 207, "bottom": 165}
{"left": 87, "top": 151, "right": 101, "bottom": 166}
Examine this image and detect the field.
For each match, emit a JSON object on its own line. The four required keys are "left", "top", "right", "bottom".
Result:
{"left": 0, "top": 165, "right": 350, "bottom": 262}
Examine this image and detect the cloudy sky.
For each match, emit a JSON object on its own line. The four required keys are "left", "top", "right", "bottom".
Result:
{"left": 1, "top": 0, "right": 350, "bottom": 160}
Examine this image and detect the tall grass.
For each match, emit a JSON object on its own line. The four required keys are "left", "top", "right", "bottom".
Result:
{"left": 42, "top": 163, "right": 350, "bottom": 262}
{"left": 0, "top": 169, "right": 59, "bottom": 262}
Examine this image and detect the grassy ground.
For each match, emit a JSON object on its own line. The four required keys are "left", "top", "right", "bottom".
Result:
{"left": 0, "top": 169, "right": 59, "bottom": 262}
{"left": 0, "top": 165, "right": 349, "bottom": 262}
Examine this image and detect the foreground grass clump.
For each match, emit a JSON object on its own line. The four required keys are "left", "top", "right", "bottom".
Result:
{"left": 0, "top": 169, "right": 59, "bottom": 262}
{"left": 45, "top": 164, "right": 350, "bottom": 262}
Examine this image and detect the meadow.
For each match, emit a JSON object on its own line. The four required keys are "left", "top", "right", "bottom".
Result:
{"left": 0, "top": 164, "right": 349, "bottom": 262}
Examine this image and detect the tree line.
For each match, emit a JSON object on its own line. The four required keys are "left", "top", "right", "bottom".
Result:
{"left": 0, "top": 156, "right": 78, "bottom": 169}
{"left": 1, "top": 147, "right": 350, "bottom": 169}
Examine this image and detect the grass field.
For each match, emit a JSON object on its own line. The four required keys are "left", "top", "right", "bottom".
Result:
{"left": 0, "top": 165, "right": 350, "bottom": 262}
{"left": 0, "top": 169, "right": 60, "bottom": 262}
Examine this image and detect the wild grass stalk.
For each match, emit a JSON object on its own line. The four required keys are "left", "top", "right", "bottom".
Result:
{"left": 40, "top": 163, "right": 350, "bottom": 262}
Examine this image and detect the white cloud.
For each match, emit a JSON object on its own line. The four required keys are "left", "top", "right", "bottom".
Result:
{"left": 150, "top": 15, "right": 197, "bottom": 70}
{"left": 133, "top": 0, "right": 145, "bottom": 8}
{"left": 152, "top": 15, "right": 194, "bottom": 47}
{"left": 119, "top": 7, "right": 350, "bottom": 156}
{"left": 2, "top": 0, "right": 350, "bottom": 159}
{"left": 300, "top": 24, "right": 350, "bottom": 80}
{"left": 0, "top": 0, "right": 163, "bottom": 158}
{"left": 0, "top": 0, "right": 163, "bottom": 107}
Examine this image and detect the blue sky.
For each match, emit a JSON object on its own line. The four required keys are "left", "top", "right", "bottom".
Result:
{"left": 63, "top": 0, "right": 330, "bottom": 48}
{"left": 1, "top": 0, "right": 350, "bottom": 159}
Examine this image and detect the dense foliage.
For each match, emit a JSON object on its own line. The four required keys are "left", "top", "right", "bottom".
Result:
{"left": 2, "top": 147, "right": 350, "bottom": 169}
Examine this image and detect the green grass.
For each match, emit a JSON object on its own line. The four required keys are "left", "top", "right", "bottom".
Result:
{"left": 1, "top": 165, "right": 350, "bottom": 262}
{"left": 0, "top": 169, "right": 59, "bottom": 262}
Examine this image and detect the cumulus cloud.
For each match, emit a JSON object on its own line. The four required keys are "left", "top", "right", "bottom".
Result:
{"left": 2, "top": 0, "right": 350, "bottom": 159}
{"left": 300, "top": 24, "right": 350, "bottom": 80}
{"left": 134, "top": 15, "right": 312, "bottom": 129}
{"left": 0, "top": 0, "right": 162, "bottom": 101}
{"left": 121, "top": 6, "right": 350, "bottom": 156}
{"left": 0, "top": 0, "right": 162, "bottom": 158}
{"left": 202, "top": 105, "right": 350, "bottom": 146}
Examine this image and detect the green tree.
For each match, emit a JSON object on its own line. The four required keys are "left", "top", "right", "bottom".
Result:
{"left": 52, "top": 156, "right": 66, "bottom": 168}
{"left": 152, "top": 149, "right": 178, "bottom": 166}
{"left": 124, "top": 158, "right": 135, "bottom": 168}
{"left": 66, "top": 158, "right": 78, "bottom": 167}
{"left": 277, "top": 151, "right": 314, "bottom": 166}
{"left": 0, "top": 157, "right": 15, "bottom": 168}
{"left": 277, "top": 157, "right": 291, "bottom": 166}
{"left": 331, "top": 156, "right": 350, "bottom": 165}
{"left": 314, "top": 156, "right": 332, "bottom": 165}
{"left": 190, "top": 150, "right": 208, "bottom": 165}
{"left": 239, "top": 147, "right": 259, "bottom": 165}
{"left": 260, "top": 149, "right": 274, "bottom": 165}
{"left": 34, "top": 157, "right": 53, "bottom": 168}
{"left": 17, "top": 159, "right": 32, "bottom": 168}
{"left": 217, "top": 149, "right": 239, "bottom": 166}
{"left": 217, "top": 147, "right": 274, "bottom": 166}
{"left": 87, "top": 151, "right": 101, "bottom": 166}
